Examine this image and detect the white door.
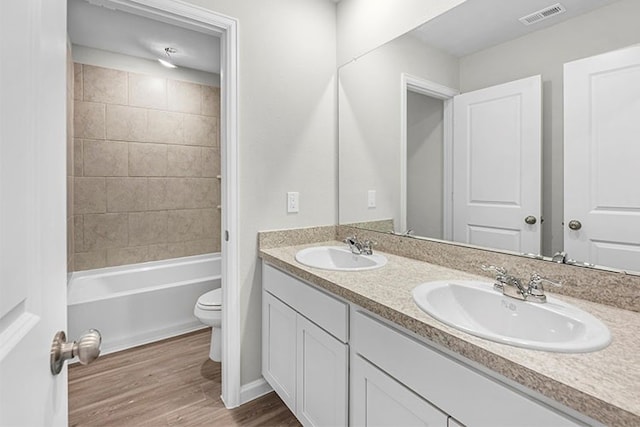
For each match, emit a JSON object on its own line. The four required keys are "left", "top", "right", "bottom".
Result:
{"left": 296, "top": 315, "right": 348, "bottom": 427}
{"left": 0, "top": 0, "right": 68, "bottom": 425}
{"left": 564, "top": 45, "right": 640, "bottom": 272}
{"left": 453, "top": 75, "right": 542, "bottom": 254}
{"left": 351, "top": 355, "right": 448, "bottom": 427}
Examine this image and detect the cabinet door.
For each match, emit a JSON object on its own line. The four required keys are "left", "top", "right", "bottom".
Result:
{"left": 262, "top": 291, "right": 297, "bottom": 413}
{"left": 296, "top": 315, "right": 348, "bottom": 427}
{"left": 352, "top": 355, "right": 448, "bottom": 427}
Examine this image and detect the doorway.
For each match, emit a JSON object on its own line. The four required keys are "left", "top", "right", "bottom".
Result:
{"left": 400, "top": 74, "right": 457, "bottom": 239}
{"left": 66, "top": 0, "right": 240, "bottom": 407}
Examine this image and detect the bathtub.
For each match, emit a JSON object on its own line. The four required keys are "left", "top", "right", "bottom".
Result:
{"left": 67, "top": 253, "right": 220, "bottom": 355}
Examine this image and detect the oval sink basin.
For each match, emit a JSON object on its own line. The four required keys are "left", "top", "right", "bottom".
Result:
{"left": 295, "top": 246, "right": 387, "bottom": 271}
{"left": 412, "top": 280, "right": 611, "bottom": 353}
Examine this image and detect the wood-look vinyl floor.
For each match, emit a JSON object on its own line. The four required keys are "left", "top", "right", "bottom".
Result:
{"left": 68, "top": 329, "right": 301, "bottom": 427}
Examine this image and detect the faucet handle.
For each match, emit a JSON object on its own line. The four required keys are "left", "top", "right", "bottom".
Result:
{"left": 529, "top": 273, "right": 562, "bottom": 288}
{"left": 527, "top": 274, "right": 562, "bottom": 300}
{"left": 361, "top": 239, "right": 376, "bottom": 255}
{"left": 481, "top": 265, "right": 507, "bottom": 275}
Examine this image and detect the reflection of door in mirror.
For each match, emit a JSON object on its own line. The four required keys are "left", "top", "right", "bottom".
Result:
{"left": 452, "top": 75, "right": 542, "bottom": 255}
{"left": 564, "top": 45, "right": 640, "bottom": 271}
{"left": 404, "top": 75, "right": 543, "bottom": 254}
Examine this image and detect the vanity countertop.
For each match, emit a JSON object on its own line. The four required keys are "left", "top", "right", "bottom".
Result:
{"left": 260, "top": 241, "right": 640, "bottom": 426}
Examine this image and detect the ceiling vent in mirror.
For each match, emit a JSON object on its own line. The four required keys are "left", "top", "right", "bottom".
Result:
{"left": 519, "top": 3, "right": 566, "bottom": 26}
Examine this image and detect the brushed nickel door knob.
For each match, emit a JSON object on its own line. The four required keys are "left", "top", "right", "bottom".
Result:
{"left": 50, "top": 329, "right": 101, "bottom": 375}
{"left": 524, "top": 215, "right": 537, "bottom": 225}
{"left": 568, "top": 220, "right": 582, "bottom": 231}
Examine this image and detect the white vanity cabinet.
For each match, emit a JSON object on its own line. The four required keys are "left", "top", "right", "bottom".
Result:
{"left": 351, "top": 309, "right": 584, "bottom": 427}
{"left": 262, "top": 263, "right": 349, "bottom": 427}
{"left": 262, "top": 261, "right": 588, "bottom": 427}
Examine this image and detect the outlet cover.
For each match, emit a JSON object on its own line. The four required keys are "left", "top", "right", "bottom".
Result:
{"left": 287, "top": 192, "right": 299, "bottom": 213}
{"left": 368, "top": 190, "right": 376, "bottom": 208}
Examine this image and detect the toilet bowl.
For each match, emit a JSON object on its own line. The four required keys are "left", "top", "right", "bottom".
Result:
{"left": 194, "top": 288, "right": 222, "bottom": 362}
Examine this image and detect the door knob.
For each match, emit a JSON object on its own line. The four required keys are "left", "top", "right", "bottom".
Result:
{"left": 524, "top": 215, "right": 537, "bottom": 225}
{"left": 50, "top": 329, "right": 101, "bottom": 375}
{"left": 568, "top": 220, "right": 582, "bottom": 231}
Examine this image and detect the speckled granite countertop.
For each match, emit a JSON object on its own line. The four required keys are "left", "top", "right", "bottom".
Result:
{"left": 260, "top": 241, "right": 640, "bottom": 426}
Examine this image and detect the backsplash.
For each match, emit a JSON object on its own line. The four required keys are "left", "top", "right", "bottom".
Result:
{"left": 71, "top": 63, "right": 221, "bottom": 271}
{"left": 337, "top": 225, "right": 640, "bottom": 313}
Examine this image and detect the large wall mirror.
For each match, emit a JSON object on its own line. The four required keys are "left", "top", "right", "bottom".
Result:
{"left": 338, "top": 0, "right": 640, "bottom": 274}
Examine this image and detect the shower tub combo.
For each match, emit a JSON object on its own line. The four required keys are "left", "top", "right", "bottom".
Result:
{"left": 67, "top": 253, "right": 220, "bottom": 355}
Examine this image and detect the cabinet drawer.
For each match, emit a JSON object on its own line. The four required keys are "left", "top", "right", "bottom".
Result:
{"left": 352, "top": 309, "right": 581, "bottom": 427}
{"left": 263, "top": 263, "right": 348, "bottom": 342}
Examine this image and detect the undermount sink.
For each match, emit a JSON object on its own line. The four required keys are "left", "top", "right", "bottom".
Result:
{"left": 295, "top": 246, "right": 387, "bottom": 271}
{"left": 412, "top": 280, "right": 611, "bottom": 353}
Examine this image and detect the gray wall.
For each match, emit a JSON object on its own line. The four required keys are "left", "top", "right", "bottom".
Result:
{"left": 336, "top": 0, "right": 465, "bottom": 66}
{"left": 339, "top": 33, "right": 458, "bottom": 227}
{"left": 407, "top": 92, "right": 444, "bottom": 239}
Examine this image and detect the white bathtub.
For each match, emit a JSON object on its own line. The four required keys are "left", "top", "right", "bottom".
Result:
{"left": 68, "top": 253, "right": 220, "bottom": 355}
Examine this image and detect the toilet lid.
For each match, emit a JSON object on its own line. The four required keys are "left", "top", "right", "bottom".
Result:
{"left": 197, "top": 288, "right": 222, "bottom": 307}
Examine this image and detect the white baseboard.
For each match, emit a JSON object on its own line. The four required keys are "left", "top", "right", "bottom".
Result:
{"left": 239, "top": 378, "right": 273, "bottom": 405}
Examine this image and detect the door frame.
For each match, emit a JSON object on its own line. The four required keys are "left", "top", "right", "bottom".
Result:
{"left": 400, "top": 74, "right": 458, "bottom": 239}
{"left": 86, "top": 0, "right": 241, "bottom": 408}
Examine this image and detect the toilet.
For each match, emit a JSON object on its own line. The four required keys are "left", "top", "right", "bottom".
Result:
{"left": 194, "top": 288, "right": 222, "bottom": 362}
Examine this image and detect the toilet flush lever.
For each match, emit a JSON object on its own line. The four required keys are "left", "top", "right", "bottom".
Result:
{"left": 50, "top": 329, "right": 101, "bottom": 375}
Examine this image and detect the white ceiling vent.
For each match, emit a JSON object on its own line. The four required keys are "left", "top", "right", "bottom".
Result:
{"left": 519, "top": 3, "right": 566, "bottom": 25}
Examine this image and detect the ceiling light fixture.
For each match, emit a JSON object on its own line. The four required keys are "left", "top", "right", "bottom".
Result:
{"left": 158, "top": 47, "right": 178, "bottom": 68}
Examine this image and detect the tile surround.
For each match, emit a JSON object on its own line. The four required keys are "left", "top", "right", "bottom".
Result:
{"left": 106, "top": 104, "right": 147, "bottom": 141}
{"left": 74, "top": 101, "right": 105, "bottom": 139}
{"left": 82, "top": 65, "right": 127, "bottom": 105}
{"left": 83, "top": 140, "right": 128, "bottom": 177}
{"left": 147, "top": 110, "right": 183, "bottom": 143}
{"left": 168, "top": 80, "right": 202, "bottom": 114}
{"left": 70, "top": 63, "right": 221, "bottom": 271}
{"left": 128, "top": 73, "right": 167, "bottom": 109}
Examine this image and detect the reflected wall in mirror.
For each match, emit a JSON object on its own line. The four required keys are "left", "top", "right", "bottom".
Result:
{"left": 338, "top": 0, "right": 640, "bottom": 273}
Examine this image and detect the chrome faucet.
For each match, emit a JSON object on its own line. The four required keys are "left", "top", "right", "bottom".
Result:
{"left": 481, "top": 265, "right": 562, "bottom": 303}
{"left": 343, "top": 236, "right": 374, "bottom": 255}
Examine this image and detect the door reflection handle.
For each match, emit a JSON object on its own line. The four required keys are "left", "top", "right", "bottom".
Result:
{"left": 568, "top": 220, "right": 582, "bottom": 231}
{"left": 50, "top": 329, "right": 101, "bottom": 375}
{"left": 524, "top": 215, "right": 537, "bottom": 225}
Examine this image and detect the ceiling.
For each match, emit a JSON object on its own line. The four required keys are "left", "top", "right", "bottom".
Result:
{"left": 413, "top": 0, "right": 620, "bottom": 57}
{"left": 67, "top": 0, "right": 221, "bottom": 74}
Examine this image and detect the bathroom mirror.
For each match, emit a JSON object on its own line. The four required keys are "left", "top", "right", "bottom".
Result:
{"left": 338, "top": 0, "right": 640, "bottom": 274}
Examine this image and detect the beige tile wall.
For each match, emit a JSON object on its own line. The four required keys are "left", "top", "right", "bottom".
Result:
{"left": 72, "top": 63, "right": 221, "bottom": 271}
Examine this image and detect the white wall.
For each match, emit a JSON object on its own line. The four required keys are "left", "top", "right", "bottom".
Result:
{"left": 183, "top": 0, "right": 337, "bottom": 386}
{"left": 336, "top": 0, "right": 466, "bottom": 66}
{"left": 459, "top": 0, "right": 640, "bottom": 256}
{"left": 407, "top": 92, "right": 443, "bottom": 239}
{"left": 339, "top": 33, "right": 458, "bottom": 228}
{"left": 72, "top": 45, "right": 220, "bottom": 86}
